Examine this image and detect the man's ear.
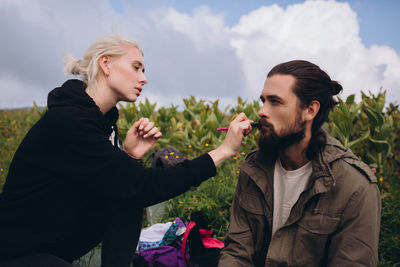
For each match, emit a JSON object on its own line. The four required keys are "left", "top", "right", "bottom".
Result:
{"left": 98, "top": 55, "right": 111, "bottom": 76}
{"left": 304, "top": 100, "right": 320, "bottom": 121}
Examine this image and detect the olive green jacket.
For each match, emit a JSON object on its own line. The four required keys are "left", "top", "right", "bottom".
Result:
{"left": 219, "top": 134, "right": 381, "bottom": 267}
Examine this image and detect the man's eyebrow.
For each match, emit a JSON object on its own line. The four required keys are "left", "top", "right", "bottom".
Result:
{"left": 260, "top": 94, "right": 283, "bottom": 101}
{"left": 266, "top": 94, "right": 284, "bottom": 103}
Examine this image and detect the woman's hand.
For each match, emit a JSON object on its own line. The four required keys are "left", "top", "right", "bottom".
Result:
{"left": 208, "top": 113, "right": 253, "bottom": 167}
{"left": 123, "top": 117, "right": 162, "bottom": 159}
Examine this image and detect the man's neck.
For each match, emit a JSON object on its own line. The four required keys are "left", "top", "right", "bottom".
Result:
{"left": 279, "top": 135, "right": 311, "bottom": 171}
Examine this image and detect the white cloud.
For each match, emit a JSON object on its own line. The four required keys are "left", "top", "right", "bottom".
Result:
{"left": 228, "top": 0, "right": 400, "bottom": 103}
{"left": 158, "top": 6, "right": 228, "bottom": 50}
{"left": 0, "top": 0, "right": 399, "bottom": 111}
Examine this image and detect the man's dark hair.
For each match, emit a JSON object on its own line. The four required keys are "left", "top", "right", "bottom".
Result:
{"left": 267, "top": 60, "right": 343, "bottom": 158}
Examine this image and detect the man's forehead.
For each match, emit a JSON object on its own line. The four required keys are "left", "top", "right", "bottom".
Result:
{"left": 261, "top": 74, "right": 296, "bottom": 96}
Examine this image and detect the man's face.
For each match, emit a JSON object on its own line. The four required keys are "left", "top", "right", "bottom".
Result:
{"left": 257, "top": 74, "right": 306, "bottom": 153}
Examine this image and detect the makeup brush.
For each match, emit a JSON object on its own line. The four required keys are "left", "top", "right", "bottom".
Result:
{"left": 217, "top": 122, "right": 260, "bottom": 132}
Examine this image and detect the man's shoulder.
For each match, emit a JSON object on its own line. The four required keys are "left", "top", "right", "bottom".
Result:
{"left": 322, "top": 134, "right": 377, "bottom": 185}
{"left": 330, "top": 157, "right": 377, "bottom": 192}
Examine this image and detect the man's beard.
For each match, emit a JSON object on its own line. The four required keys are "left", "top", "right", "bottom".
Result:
{"left": 257, "top": 115, "right": 306, "bottom": 155}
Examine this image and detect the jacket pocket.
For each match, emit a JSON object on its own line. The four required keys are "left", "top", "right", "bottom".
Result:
{"left": 291, "top": 213, "right": 340, "bottom": 265}
{"left": 238, "top": 192, "right": 264, "bottom": 215}
{"left": 297, "top": 213, "right": 340, "bottom": 234}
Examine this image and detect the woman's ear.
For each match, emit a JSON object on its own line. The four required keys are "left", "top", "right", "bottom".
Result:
{"left": 304, "top": 100, "right": 320, "bottom": 121}
{"left": 99, "top": 55, "right": 110, "bottom": 76}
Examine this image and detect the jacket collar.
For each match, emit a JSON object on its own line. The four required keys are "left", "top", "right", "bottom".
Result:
{"left": 241, "top": 132, "right": 358, "bottom": 196}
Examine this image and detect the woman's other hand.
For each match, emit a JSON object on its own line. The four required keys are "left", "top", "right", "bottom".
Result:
{"left": 208, "top": 113, "right": 252, "bottom": 167}
{"left": 123, "top": 117, "right": 162, "bottom": 159}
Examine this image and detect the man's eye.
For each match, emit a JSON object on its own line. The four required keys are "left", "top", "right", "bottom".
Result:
{"left": 270, "top": 99, "right": 281, "bottom": 105}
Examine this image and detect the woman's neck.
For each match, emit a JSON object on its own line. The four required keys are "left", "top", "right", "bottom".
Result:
{"left": 85, "top": 83, "right": 117, "bottom": 114}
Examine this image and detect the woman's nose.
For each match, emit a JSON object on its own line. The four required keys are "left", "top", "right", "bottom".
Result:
{"left": 140, "top": 73, "right": 148, "bottom": 85}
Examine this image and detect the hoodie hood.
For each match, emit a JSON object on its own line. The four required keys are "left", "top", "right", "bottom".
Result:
{"left": 48, "top": 79, "right": 95, "bottom": 110}
{"left": 47, "top": 79, "right": 119, "bottom": 133}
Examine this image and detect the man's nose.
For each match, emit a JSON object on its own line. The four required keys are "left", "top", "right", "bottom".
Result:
{"left": 258, "top": 104, "right": 269, "bottom": 119}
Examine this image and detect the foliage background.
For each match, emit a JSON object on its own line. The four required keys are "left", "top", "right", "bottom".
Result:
{"left": 0, "top": 93, "right": 399, "bottom": 266}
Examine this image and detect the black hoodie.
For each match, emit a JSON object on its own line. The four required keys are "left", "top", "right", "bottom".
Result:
{"left": 0, "top": 80, "right": 216, "bottom": 261}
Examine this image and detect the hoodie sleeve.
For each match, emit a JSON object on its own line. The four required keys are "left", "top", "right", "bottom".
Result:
{"left": 51, "top": 107, "right": 217, "bottom": 207}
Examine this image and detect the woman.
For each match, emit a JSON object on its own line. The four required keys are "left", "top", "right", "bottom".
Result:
{"left": 0, "top": 35, "right": 253, "bottom": 266}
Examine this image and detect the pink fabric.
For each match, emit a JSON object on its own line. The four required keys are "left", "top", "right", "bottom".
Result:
{"left": 199, "top": 229, "right": 224, "bottom": 249}
{"left": 201, "top": 237, "right": 224, "bottom": 249}
{"left": 181, "top": 221, "right": 196, "bottom": 266}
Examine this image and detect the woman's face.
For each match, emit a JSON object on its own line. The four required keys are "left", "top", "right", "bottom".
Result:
{"left": 106, "top": 46, "right": 147, "bottom": 103}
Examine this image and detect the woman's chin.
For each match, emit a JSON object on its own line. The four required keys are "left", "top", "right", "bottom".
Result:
{"left": 123, "top": 95, "right": 139, "bottom": 103}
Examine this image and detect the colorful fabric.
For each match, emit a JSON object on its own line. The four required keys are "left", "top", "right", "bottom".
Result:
{"left": 139, "top": 222, "right": 172, "bottom": 242}
{"left": 159, "top": 218, "right": 186, "bottom": 246}
{"left": 137, "top": 222, "right": 173, "bottom": 252}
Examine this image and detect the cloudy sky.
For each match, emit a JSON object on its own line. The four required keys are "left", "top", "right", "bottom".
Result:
{"left": 1, "top": 0, "right": 399, "bottom": 110}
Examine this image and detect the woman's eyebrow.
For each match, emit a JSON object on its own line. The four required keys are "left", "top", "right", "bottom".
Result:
{"left": 133, "top": 60, "right": 145, "bottom": 72}
{"left": 133, "top": 60, "right": 143, "bottom": 67}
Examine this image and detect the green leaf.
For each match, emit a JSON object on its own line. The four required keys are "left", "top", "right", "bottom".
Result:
{"left": 345, "top": 94, "right": 355, "bottom": 105}
{"left": 347, "top": 129, "right": 370, "bottom": 149}
{"left": 369, "top": 137, "right": 391, "bottom": 159}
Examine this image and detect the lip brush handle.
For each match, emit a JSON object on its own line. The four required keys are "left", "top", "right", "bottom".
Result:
{"left": 217, "top": 122, "right": 260, "bottom": 132}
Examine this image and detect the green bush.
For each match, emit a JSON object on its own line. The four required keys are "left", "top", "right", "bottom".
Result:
{"left": 0, "top": 92, "right": 399, "bottom": 264}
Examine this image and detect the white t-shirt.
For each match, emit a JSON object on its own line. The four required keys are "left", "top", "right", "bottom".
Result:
{"left": 272, "top": 158, "right": 313, "bottom": 236}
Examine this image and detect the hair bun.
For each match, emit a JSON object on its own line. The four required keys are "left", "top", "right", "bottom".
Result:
{"left": 63, "top": 55, "right": 81, "bottom": 76}
{"left": 331, "top": 80, "right": 343, "bottom": 96}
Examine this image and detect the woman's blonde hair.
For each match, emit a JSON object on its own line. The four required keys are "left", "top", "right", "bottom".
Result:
{"left": 64, "top": 35, "right": 142, "bottom": 87}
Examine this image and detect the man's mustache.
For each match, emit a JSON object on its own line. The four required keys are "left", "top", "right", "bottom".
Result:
{"left": 258, "top": 118, "right": 274, "bottom": 132}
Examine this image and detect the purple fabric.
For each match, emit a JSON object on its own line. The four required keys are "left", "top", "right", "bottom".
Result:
{"left": 139, "top": 218, "right": 188, "bottom": 267}
{"left": 139, "top": 245, "right": 186, "bottom": 267}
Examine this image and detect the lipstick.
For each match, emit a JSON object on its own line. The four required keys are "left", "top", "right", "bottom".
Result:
{"left": 217, "top": 122, "right": 260, "bottom": 132}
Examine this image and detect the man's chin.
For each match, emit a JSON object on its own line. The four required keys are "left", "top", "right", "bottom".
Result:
{"left": 257, "top": 135, "right": 278, "bottom": 155}
{"left": 258, "top": 130, "right": 305, "bottom": 154}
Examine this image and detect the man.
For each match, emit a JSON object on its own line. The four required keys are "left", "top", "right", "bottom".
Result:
{"left": 219, "top": 60, "right": 381, "bottom": 266}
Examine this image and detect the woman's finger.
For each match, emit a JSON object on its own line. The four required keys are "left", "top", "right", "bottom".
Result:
{"left": 138, "top": 118, "right": 150, "bottom": 131}
{"left": 143, "top": 121, "right": 154, "bottom": 133}
{"left": 154, "top": 132, "right": 162, "bottom": 139}
{"left": 143, "top": 126, "right": 159, "bottom": 138}
{"left": 232, "top": 112, "right": 248, "bottom": 123}
{"left": 129, "top": 117, "right": 144, "bottom": 135}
